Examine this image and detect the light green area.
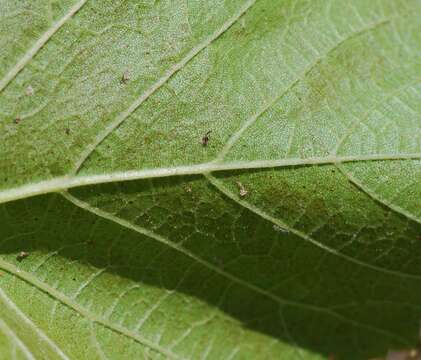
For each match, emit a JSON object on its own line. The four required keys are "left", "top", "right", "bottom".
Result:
{"left": 0, "top": 0, "right": 420, "bottom": 359}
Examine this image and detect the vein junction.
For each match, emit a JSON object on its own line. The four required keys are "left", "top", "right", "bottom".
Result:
{"left": 0, "top": 153, "right": 420, "bottom": 205}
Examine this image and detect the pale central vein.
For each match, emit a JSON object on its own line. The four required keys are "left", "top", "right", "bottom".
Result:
{"left": 0, "top": 153, "right": 420, "bottom": 205}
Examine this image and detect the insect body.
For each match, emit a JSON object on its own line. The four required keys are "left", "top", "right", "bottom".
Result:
{"left": 16, "top": 251, "right": 29, "bottom": 261}
{"left": 236, "top": 181, "right": 248, "bottom": 197}
{"left": 121, "top": 70, "right": 130, "bottom": 84}
{"left": 201, "top": 131, "right": 212, "bottom": 146}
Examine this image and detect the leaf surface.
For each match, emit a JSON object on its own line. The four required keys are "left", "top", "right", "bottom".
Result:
{"left": 0, "top": 0, "right": 420, "bottom": 359}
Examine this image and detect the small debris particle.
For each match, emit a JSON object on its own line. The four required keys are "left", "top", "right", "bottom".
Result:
{"left": 201, "top": 131, "right": 212, "bottom": 146}
{"left": 273, "top": 224, "right": 289, "bottom": 233}
{"left": 185, "top": 185, "right": 192, "bottom": 193}
{"left": 236, "top": 181, "right": 248, "bottom": 197}
{"left": 14, "top": 116, "right": 21, "bottom": 124}
{"left": 121, "top": 70, "right": 130, "bottom": 84}
{"left": 16, "top": 251, "right": 29, "bottom": 262}
{"left": 25, "top": 85, "right": 34, "bottom": 96}
{"left": 65, "top": 128, "right": 70, "bottom": 135}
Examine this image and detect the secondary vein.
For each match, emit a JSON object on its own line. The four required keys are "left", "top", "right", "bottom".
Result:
{"left": 61, "top": 192, "right": 408, "bottom": 344}
{"left": 0, "top": 0, "right": 89, "bottom": 93}
{"left": 0, "top": 259, "right": 183, "bottom": 360}
{"left": 205, "top": 173, "right": 421, "bottom": 278}
{"left": 72, "top": 0, "right": 257, "bottom": 174}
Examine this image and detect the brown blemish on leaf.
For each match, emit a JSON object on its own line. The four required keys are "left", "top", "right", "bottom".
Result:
{"left": 14, "top": 116, "right": 21, "bottom": 124}
{"left": 201, "top": 131, "right": 212, "bottom": 146}
{"left": 16, "top": 251, "right": 29, "bottom": 262}
{"left": 236, "top": 181, "right": 248, "bottom": 197}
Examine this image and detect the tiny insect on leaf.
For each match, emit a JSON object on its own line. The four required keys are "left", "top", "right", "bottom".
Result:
{"left": 16, "top": 251, "right": 29, "bottom": 262}
{"left": 201, "top": 131, "right": 212, "bottom": 146}
{"left": 121, "top": 71, "right": 130, "bottom": 84}
{"left": 236, "top": 181, "right": 248, "bottom": 197}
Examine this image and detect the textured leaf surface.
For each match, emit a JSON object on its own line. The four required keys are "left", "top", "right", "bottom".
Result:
{"left": 0, "top": 0, "right": 420, "bottom": 359}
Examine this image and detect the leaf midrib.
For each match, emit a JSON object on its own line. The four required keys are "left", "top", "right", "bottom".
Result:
{"left": 0, "top": 153, "right": 420, "bottom": 206}
{"left": 1, "top": 2, "right": 418, "bottom": 215}
{"left": 1, "top": 1, "right": 419, "bottom": 357}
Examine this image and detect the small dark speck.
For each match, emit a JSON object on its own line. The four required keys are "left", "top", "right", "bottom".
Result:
{"left": 65, "top": 128, "right": 70, "bottom": 135}
{"left": 16, "top": 251, "right": 29, "bottom": 262}
{"left": 14, "top": 116, "right": 21, "bottom": 124}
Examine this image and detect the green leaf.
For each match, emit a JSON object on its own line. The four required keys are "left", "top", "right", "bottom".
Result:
{"left": 0, "top": 0, "right": 420, "bottom": 359}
